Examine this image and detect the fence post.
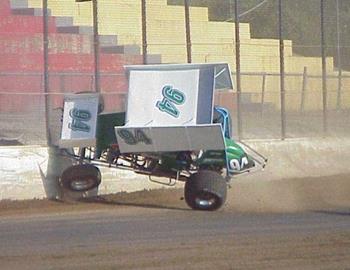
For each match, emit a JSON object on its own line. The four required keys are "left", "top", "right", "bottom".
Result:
{"left": 278, "top": 0, "right": 286, "bottom": 140}
{"left": 141, "top": 0, "right": 148, "bottom": 64}
{"left": 59, "top": 74, "right": 65, "bottom": 93}
{"left": 184, "top": 0, "right": 192, "bottom": 63}
{"left": 42, "top": 0, "right": 67, "bottom": 200}
{"left": 234, "top": 0, "right": 242, "bottom": 140}
{"left": 336, "top": 0, "right": 342, "bottom": 111}
{"left": 88, "top": 74, "right": 93, "bottom": 91}
{"left": 300, "top": 66, "right": 308, "bottom": 113}
{"left": 320, "top": 0, "right": 328, "bottom": 135}
{"left": 42, "top": 0, "right": 51, "bottom": 145}
{"left": 337, "top": 69, "right": 342, "bottom": 110}
{"left": 92, "top": 0, "right": 100, "bottom": 93}
{"left": 260, "top": 73, "right": 266, "bottom": 117}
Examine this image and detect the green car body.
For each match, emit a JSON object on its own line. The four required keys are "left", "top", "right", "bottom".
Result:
{"left": 95, "top": 109, "right": 254, "bottom": 178}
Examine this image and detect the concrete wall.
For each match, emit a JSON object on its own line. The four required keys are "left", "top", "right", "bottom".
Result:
{"left": 1, "top": 138, "right": 350, "bottom": 200}
{"left": 243, "top": 138, "right": 350, "bottom": 181}
{"left": 0, "top": 145, "right": 176, "bottom": 200}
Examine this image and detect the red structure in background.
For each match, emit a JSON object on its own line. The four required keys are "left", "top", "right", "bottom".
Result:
{"left": 0, "top": 0, "right": 143, "bottom": 112}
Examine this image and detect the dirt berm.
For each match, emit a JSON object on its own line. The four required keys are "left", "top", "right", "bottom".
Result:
{"left": 1, "top": 137, "right": 350, "bottom": 214}
{"left": 226, "top": 137, "right": 350, "bottom": 212}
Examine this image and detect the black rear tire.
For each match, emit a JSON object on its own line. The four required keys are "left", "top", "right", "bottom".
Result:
{"left": 184, "top": 170, "right": 227, "bottom": 211}
{"left": 60, "top": 164, "right": 101, "bottom": 192}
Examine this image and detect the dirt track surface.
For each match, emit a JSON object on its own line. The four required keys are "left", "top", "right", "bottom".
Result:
{"left": 0, "top": 174, "right": 350, "bottom": 270}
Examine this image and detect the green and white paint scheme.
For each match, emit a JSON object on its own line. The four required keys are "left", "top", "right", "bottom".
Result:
{"left": 156, "top": 85, "right": 186, "bottom": 118}
{"left": 114, "top": 63, "right": 254, "bottom": 176}
{"left": 56, "top": 63, "right": 264, "bottom": 211}
{"left": 60, "top": 93, "right": 99, "bottom": 148}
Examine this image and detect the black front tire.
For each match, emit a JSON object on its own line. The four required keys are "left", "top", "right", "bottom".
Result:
{"left": 184, "top": 170, "right": 227, "bottom": 211}
{"left": 60, "top": 164, "right": 101, "bottom": 192}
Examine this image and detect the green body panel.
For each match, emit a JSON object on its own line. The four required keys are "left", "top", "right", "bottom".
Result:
{"left": 157, "top": 153, "right": 183, "bottom": 171}
{"left": 158, "top": 138, "right": 250, "bottom": 172}
{"left": 94, "top": 112, "right": 252, "bottom": 174}
{"left": 96, "top": 112, "right": 125, "bottom": 158}
{"left": 224, "top": 138, "right": 246, "bottom": 162}
{"left": 196, "top": 150, "right": 226, "bottom": 167}
{"left": 197, "top": 138, "right": 248, "bottom": 168}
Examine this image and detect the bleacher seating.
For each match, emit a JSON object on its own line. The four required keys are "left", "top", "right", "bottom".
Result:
{"left": 0, "top": 0, "right": 148, "bottom": 112}
{"left": 1, "top": 0, "right": 350, "bottom": 112}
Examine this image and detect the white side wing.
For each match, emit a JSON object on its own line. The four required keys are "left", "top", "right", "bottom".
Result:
{"left": 59, "top": 94, "right": 99, "bottom": 148}
{"left": 115, "top": 124, "right": 225, "bottom": 153}
{"left": 126, "top": 69, "right": 200, "bottom": 127}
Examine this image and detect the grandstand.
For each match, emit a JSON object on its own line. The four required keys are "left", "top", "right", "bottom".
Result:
{"left": 1, "top": 0, "right": 349, "bottom": 114}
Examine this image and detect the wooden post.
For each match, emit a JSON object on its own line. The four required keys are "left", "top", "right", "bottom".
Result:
{"left": 321, "top": 0, "right": 328, "bottom": 135}
{"left": 234, "top": 0, "right": 242, "bottom": 139}
{"left": 184, "top": 0, "right": 192, "bottom": 63}
{"left": 260, "top": 73, "right": 266, "bottom": 117}
{"left": 92, "top": 0, "right": 100, "bottom": 93}
{"left": 300, "top": 67, "right": 308, "bottom": 113}
{"left": 141, "top": 0, "right": 148, "bottom": 64}
{"left": 278, "top": 0, "right": 286, "bottom": 140}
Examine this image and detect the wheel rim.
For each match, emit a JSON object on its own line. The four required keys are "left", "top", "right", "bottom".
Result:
{"left": 195, "top": 192, "right": 217, "bottom": 208}
{"left": 70, "top": 178, "right": 96, "bottom": 191}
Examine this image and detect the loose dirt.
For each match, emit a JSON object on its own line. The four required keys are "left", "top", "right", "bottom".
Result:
{"left": 0, "top": 174, "right": 350, "bottom": 270}
{"left": 0, "top": 174, "right": 349, "bottom": 216}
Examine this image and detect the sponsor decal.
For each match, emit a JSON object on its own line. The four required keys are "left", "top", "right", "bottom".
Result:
{"left": 117, "top": 129, "right": 152, "bottom": 145}
{"left": 156, "top": 85, "right": 185, "bottom": 118}
{"left": 229, "top": 156, "right": 249, "bottom": 171}
{"left": 68, "top": 108, "right": 91, "bottom": 132}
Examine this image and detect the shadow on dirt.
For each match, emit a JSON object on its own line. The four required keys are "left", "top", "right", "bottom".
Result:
{"left": 0, "top": 139, "right": 23, "bottom": 146}
{"left": 313, "top": 210, "right": 350, "bottom": 217}
{"left": 79, "top": 194, "right": 192, "bottom": 212}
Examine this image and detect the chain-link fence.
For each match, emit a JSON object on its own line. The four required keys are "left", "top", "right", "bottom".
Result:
{"left": 1, "top": 0, "right": 350, "bottom": 145}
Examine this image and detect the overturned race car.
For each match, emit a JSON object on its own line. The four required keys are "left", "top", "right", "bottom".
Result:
{"left": 56, "top": 63, "right": 267, "bottom": 211}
